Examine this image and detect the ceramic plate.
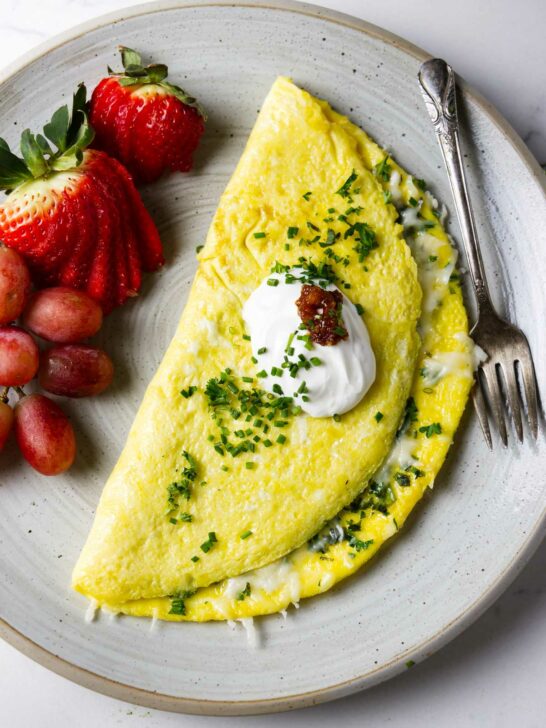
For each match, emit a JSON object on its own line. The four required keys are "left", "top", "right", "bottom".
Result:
{"left": 0, "top": 0, "right": 544, "bottom": 716}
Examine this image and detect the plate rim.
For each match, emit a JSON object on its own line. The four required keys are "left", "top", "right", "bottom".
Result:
{"left": 0, "top": 0, "right": 544, "bottom": 716}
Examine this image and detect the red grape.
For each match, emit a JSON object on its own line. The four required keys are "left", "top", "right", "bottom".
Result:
{"left": 0, "top": 247, "right": 31, "bottom": 325}
{"left": 39, "top": 345, "right": 114, "bottom": 398}
{"left": 0, "top": 400, "right": 14, "bottom": 450}
{"left": 14, "top": 394, "right": 76, "bottom": 475}
{"left": 22, "top": 287, "right": 103, "bottom": 343}
{"left": 0, "top": 326, "right": 39, "bottom": 386}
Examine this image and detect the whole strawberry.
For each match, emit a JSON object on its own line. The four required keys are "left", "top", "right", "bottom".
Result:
{"left": 90, "top": 47, "right": 205, "bottom": 184}
{"left": 0, "top": 86, "right": 164, "bottom": 313}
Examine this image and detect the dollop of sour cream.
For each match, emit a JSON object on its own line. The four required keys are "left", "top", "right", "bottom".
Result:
{"left": 242, "top": 274, "right": 376, "bottom": 418}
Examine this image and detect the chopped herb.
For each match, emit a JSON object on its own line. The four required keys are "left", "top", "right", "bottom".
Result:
{"left": 373, "top": 155, "right": 392, "bottom": 182}
{"left": 256, "top": 370, "right": 268, "bottom": 378}
{"left": 242, "top": 334, "right": 251, "bottom": 341}
{"left": 348, "top": 536, "right": 374, "bottom": 552}
{"left": 394, "top": 472, "right": 411, "bottom": 487}
{"left": 406, "top": 660, "right": 416, "bottom": 669}
{"left": 195, "top": 244, "right": 204, "bottom": 254}
{"left": 307, "top": 221, "right": 320, "bottom": 232}
{"left": 287, "top": 226, "right": 299, "bottom": 239}
{"left": 257, "top": 346, "right": 267, "bottom": 355}
{"left": 333, "top": 414, "right": 341, "bottom": 423}
{"left": 336, "top": 169, "right": 358, "bottom": 199}
{"left": 303, "top": 191, "right": 312, "bottom": 201}
{"left": 405, "top": 465, "right": 424, "bottom": 478}
{"left": 355, "top": 303, "right": 365, "bottom": 315}
{"left": 428, "top": 255, "right": 438, "bottom": 262}
{"left": 419, "top": 422, "right": 442, "bottom": 438}
{"left": 374, "top": 411, "right": 384, "bottom": 422}
{"left": 169, "top": 598, "right": 186, "bottom": 615}
{"left": 236, "top": 582, "right": 251, "bottom": 601}
{"left": 180, "top": 386, "right": 197, "bottom": 398}
{"left": 408, "top": 196, "right": 419, "bottom": 207}
{"left": 191, "top": 555, "right": 200, "bottom": 563}
{"left": 253, "top": 232, "right": 266, "bottom": 239}
{"left": 276, "top": 434, "right": 287, "bottom": 445}
{"left": 245, "top": 461, "right": 254, "bottom": 469}
{"left": 240, "top": 530, "right": 253, "bottom": 539}
{"left": 242, "top": 376, "right": 254, "bottom": 383}
{"left": 349, "top": 222, "right": 379, "bottom": 262}
{"left": 310, "top": 357, "right": 322, "bottom": 366}
{"left": 179, "top": 512, "right": 193, "bottom": 522}
{"left": 200, "top": 532, "right": 218, "bottom": 553}
{"left": 414, "top": 178, "right": 427, "bottom": 191}
{"left": 267, "top": 278, "right": 279, "bottom": 287}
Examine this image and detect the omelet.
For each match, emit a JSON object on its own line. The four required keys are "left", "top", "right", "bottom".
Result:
{"left": 72, "top": 77, "right": 422, "bottom": 606}
{"left": 96, "top": 82, "right": 474, "bottom": 622}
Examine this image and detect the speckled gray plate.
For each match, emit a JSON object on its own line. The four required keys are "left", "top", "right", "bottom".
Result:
{"left": 0, "top": 0, "right": 544, "bottom": 716}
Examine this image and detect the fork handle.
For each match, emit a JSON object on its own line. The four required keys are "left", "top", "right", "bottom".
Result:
{"left": 418, "top": 58, "right": 492, "bottom": 313}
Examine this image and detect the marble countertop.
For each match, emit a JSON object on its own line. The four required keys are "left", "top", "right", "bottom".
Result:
{"left": 0, "top": 1, "right": 544, "bottom": 726}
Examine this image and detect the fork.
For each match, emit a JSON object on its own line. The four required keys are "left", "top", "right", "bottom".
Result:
{"left": 417, "top": 58, "right": 539, "bottom": 448}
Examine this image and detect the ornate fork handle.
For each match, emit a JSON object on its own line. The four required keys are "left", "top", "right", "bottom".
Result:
{"left": 418, "top": 59, "right": 492, "bottom": 314}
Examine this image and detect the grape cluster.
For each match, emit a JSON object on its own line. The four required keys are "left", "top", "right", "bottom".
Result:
{"left": 0, "top": 247, "right": 114, "bottom": 475}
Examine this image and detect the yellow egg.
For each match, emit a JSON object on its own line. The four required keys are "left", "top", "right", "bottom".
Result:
{"left": 97, "top": 80, "right": 474, "bottom": 622}
{"left": 72, "top": 77, "right": 422, "bottom": 606}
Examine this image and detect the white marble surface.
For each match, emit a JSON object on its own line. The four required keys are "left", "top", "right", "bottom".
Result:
{"left": 0, "top": 1, "right": 544, "bottom": 726}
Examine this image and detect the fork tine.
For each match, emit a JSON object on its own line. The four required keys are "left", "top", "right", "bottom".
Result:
{"left": 517, "top": 356, "right": 539, "bottom": 439}
{"left": 472, "top": 379, "right": 492, "bottom": 449}
{"left": 480, "top": 364, "right": 508, "bottom": 446}
{"left": 499, "top": 361, "right": 523, "bottom": 442}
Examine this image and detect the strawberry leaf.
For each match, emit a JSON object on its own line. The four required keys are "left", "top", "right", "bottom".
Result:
{"left": 43, "top": 105, "right": 70, "bottom": 153}
{"left": 120, "top": 46, "right": 142, "bottom": 71}
{"left": 0, "top": 140, "right": 32, "bottom": 190}
{"left": 20, "top": 129, "right": 48, "bottom": 177}
{"left": 35, "top": 134, "right": 54, "bottom": 156}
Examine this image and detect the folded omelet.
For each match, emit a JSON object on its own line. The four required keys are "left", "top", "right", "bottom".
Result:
{"left": 97, "top": 85, "right": 474, "bottom": 621}
{"left": 72, "top": 77, "right": 423, "bottom": 606}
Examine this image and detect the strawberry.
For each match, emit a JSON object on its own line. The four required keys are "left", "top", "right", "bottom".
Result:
{"left": 90, "top": 47, "right": 205, "bottom": 184}
{"left": 0, "top": 86, "right": 164, "bottom": 313}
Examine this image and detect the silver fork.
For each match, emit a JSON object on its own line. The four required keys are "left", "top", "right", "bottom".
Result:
{"left": 418, "top": 58, "right": 539, "bottom": 448}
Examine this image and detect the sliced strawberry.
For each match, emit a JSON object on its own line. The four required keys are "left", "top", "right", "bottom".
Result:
{"left": 0, "top": 91, "right": 163, "bottom": 313}
{"left": 58, "top": 175, "right": 98, "bottom": 291}
{"left": 89, "top": 47, "right": 205, "bottom": 184}
{"left": 90, "top": 152, "right": 141, "bottom": 298}
{"left": 112, "top": 157, "right": 164, "bottom": 272}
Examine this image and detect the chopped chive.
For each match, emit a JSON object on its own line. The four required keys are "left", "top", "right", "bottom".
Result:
{"left": 196, "top": 244, "right": 204, "bottom": 254}
{"left": 240, "top": 530, "right": 253, "bottom": 539}
{"left": 408, "top": 197, "right": 419, "bottom": 207}
{"left": 200, "top": 532, "right": 217, "bottom": 553}
{"left": 180, "top": 385, "right": 197, "bottom": 398}
{"left": 242, "top": 376, "right": 254, "bottom": 383}
{"left": 276, "top": 434, "right": 287, "bottom": 444}
{"left": 256, "top": 370, "right": 268, "bottom": 378}
{"left": 242, "top": 334, "right": 251, "bottom": 341}
{"left": 267, "top": 278, "right": 279, "bottom": 287}
{"left": 191, "top": 555, "right": 200, "bottom": 562}
{"left": 333, "top": 414, "right": 341, "bottom": 422}
{"left": 374, "top": 411, "right": 384, "bottom": 422}
{"left": 257, "top": 346, "right": 267, "bottom": 355}
{"left": 302, "top": 191, "right": 312, "bottom": 201}
{"left": 310, "top": 357, "right": 322, "bottom": 366}
{"left": 355, "top": 303, "right": 364, "bottom": 315}
{"left": 287, "top": 226, "right": 299, "bottom": 238}
{"left": 253, "top": 232, "right": 266, "bottom": 239}
{"left": 263, "top": 439, "right": 273, "bottom": 447}
{"left": 245, "top": 461, "right": 254, "bottom": 469}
